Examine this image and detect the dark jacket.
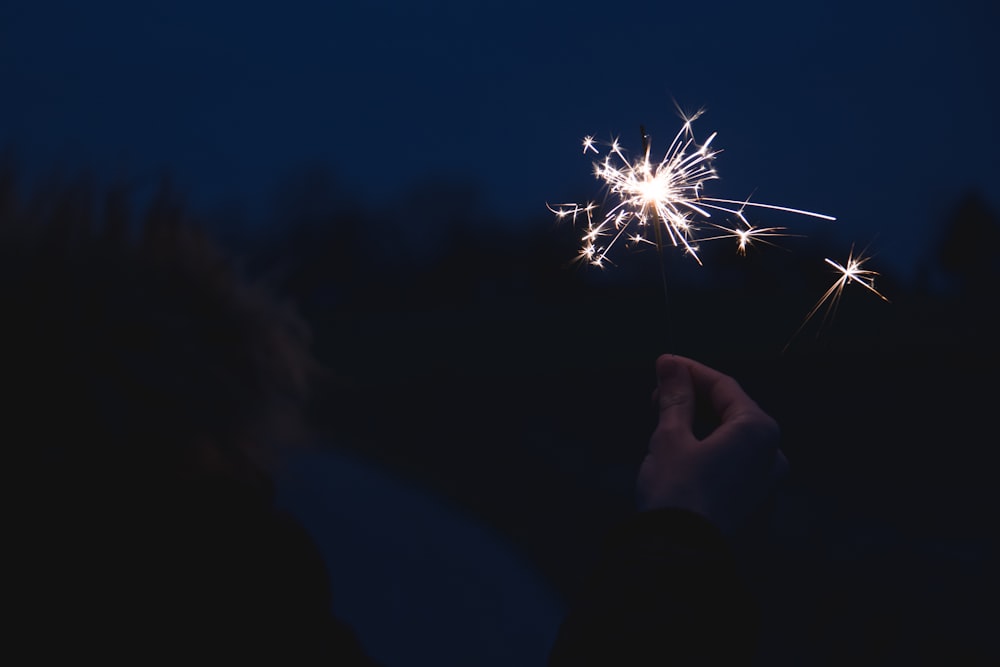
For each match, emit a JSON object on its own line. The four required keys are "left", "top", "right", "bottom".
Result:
{"left": 17, "top": 475, "right": 754, "bottom": 665}
{"left": 15, "top": 474, "right": 378, "bottom": 665}
{"left": 548, "top": 509, "right": 759, "bottom": 666}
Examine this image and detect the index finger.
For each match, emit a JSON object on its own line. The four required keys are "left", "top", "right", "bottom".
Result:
{"left": 671, "top": 356, "right": 764, "bottom": 422}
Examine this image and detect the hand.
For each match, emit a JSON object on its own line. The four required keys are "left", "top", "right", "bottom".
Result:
{"left": 637, "top": 354, "right": 787, "bottom": 534}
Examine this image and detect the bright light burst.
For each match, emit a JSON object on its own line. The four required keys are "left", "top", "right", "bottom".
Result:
{"left": 803, "top": 247, "right": 890, "bottom": 325}
{"left": 784, "top": 246, "right": 891, "bottom": 349}
{"left": 547, "top": 108, "right": 835, "bottom": 268}
{"left": 697, "top": 222, "right": 798, "bottom": 257}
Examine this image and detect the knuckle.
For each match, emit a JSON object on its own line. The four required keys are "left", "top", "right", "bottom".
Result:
{"left": 737, "top": 411, "right": 780, "bottom": 443}
{"left": 657, "top": 390, "right": 690, "bottom": 413}
{"left": 757, "top": 411, "right": 780, "bottom": 435}
{"left": 719, "top": 376, "right": 743, "bottom": 395}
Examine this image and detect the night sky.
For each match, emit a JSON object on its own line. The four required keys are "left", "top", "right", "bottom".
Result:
{"left": 5, "top": 3, "right": 999, "bottom": 663}
{"left": 2, "top": 0, "right": 998, "bottom": 283}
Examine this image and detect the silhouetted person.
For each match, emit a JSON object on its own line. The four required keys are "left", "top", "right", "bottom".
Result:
{"left": 4, "top": 171, "right": 787, "bottom": 665}
{"left": 3, "top": 174, "right": 377, "bottom": 664}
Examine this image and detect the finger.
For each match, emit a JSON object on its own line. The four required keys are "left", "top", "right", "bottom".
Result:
{"left": 655, "top": 354, "right": 695, "bottom": 436}
{"left": 667, "top": 357, "right": 780, "bottom": 459}
{"left": 679, "top": 356, "right": 764, "bottom": 422}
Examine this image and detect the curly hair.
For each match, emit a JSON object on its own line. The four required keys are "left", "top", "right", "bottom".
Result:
{"left": 1, "top": 165, "right": 320, "bottom": 488}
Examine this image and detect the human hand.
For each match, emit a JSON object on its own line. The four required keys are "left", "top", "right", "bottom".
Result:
{"left": 636, "top": 354, "right": 787, "bottom": 534}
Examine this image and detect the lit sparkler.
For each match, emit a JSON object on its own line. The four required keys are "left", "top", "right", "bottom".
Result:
{"left": 548, "top": 108, "right": 835, "bottom": 268}
{"left": 551, "top": 107, "right": 890, "bottom": 347}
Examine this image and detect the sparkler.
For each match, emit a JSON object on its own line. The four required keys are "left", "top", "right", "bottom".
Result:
{"left": 547, "top": 108, "right": 836, "bottom": 268}
{"left": 550, "top": 106, "right": 890, "bottom": 347}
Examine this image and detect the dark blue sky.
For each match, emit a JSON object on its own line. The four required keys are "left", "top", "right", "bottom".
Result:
{"left": 2, "top": 0, "right": 997, "bottom": 282}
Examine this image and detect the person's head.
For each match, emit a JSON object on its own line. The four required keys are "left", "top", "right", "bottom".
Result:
{"left": 1, "top": 166, "right": 320, "bottom": 495}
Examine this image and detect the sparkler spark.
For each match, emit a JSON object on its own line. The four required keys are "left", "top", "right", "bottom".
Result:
{"left": 785, "top": 247, "right": 891, "bottom": 349}
{"left": 697, "top": 222, "right": 798, "bottom": 256}
{"left": 548, "top": 108, "right": 835, "bottom": 268}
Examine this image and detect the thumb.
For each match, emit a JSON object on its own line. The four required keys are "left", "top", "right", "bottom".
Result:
{"left": 655, "top": 355, "right": 695, "bottom": 436}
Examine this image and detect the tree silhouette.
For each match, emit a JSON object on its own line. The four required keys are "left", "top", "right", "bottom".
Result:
{"left": 937, "top": 190, "right": 1000, "bottom": 295}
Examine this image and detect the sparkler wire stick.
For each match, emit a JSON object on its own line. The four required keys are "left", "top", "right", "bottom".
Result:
{"left": 641, "top": 124, "right": 676, "bottom": 348}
